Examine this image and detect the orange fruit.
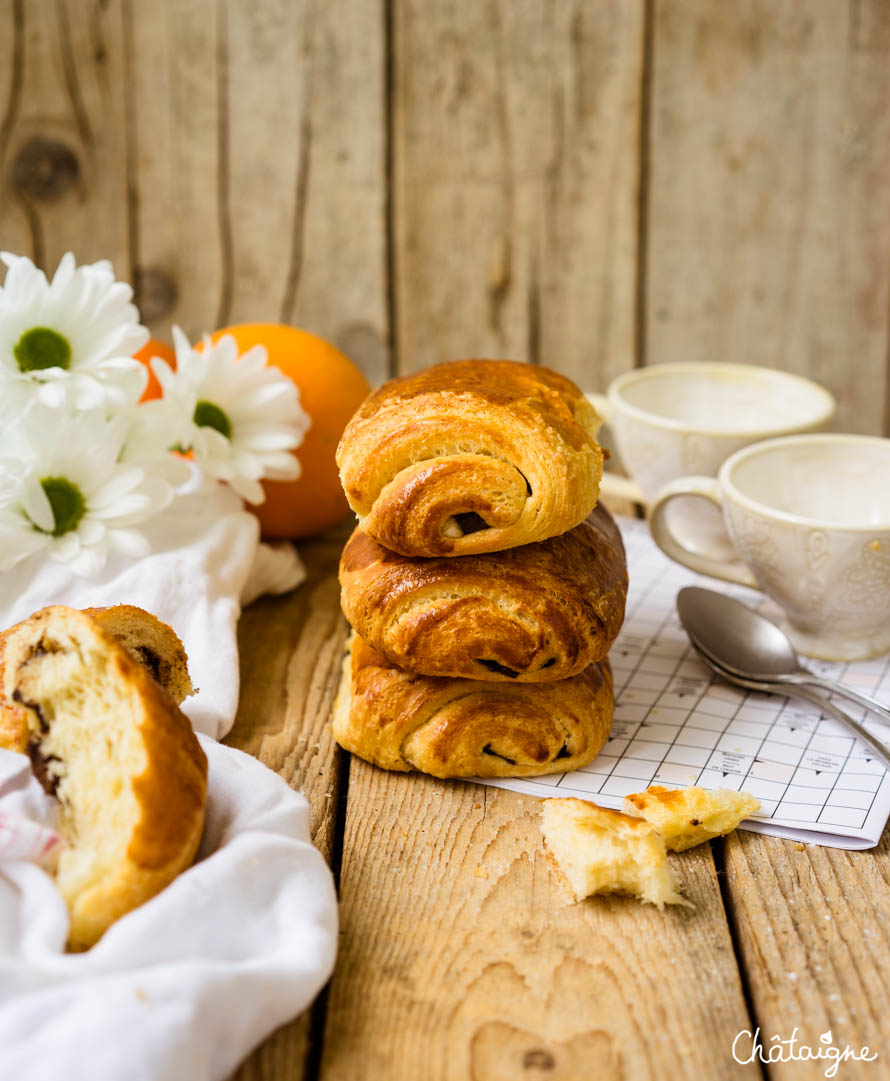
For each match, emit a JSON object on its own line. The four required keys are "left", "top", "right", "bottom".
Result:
{"left": 133, "top": 338, "right": 175, "bottom": 401}
{"left": 205, "top": 323, "right": 371, "bottom": 539}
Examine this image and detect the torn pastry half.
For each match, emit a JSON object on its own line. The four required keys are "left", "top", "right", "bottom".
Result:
{"left": 541, "top": 797, "right": 689, "bottom": 908}
{"left": 332, "top": 632, "right": 614, "bottom": 779}
{"left": 0, "top": 605, "right": 207, "bottom": 950}
{"left": 0, "top": 603, "right": 194, "bottom": 753}
{"left": 623, "top": 785, "right": 760, "bottom": 852}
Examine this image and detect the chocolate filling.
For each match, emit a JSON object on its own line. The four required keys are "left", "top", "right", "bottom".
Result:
{"left": 538, "top": 658, "right": 556, "bottom": 670}
{"left": 11, "top": 689, "right": 49, "bottom": 733}
{"left": 453, "top": 512, "right": 489, "bottom": 535}
{"left": 476, "top": 659, "right": 520, "bottom": 679}
{"left": 26, "top": 739, "right": 62, "bottom": 798}
{"left": 482, "top": 743, "right": 516, "bottom": 766}
{"left": 554, "top": 743, "right": 571, "bottom": 760}
{"left": 23, "top": 637, "right": 61, "bottom": 664}
{"left": 135, "top": 645, "right": 162, "bottom": 683}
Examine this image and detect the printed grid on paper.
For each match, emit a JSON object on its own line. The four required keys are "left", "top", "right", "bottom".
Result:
{"left": 474, "top": 518, "right": 890, "bottom": 846}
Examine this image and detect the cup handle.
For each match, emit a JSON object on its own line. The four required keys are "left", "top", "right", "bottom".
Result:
{"left": 649, "top": 477, "right": 758, "bottom": 588}
{"left": 586, "top": 393, "right": 647, "bottom": 506}
{"left": 599, "top": 473, "right": 646, "bottom": 505}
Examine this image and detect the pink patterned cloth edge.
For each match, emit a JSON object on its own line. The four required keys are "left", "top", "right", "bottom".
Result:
{"left": 0, "top": 809, "right": 61, "bottom": 863}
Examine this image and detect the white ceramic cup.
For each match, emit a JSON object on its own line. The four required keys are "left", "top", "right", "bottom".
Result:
{"left": 649, "top": 434, "right": 890, "bottom": 661}
{"left": 587, "top": 363, "right": 836, "bottom": 557}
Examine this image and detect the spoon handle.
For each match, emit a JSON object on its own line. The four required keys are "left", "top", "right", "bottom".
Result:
{"left": 789, "top": 674, "right": 890, "bottom": 728}
{"left": 787, "top": 684, "right": 890, "bottom": 773}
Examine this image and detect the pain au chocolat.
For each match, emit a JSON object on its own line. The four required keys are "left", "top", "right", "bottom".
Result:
{"left": 333, "top": 633, "right": 614, "bottom": 779}
{"left": 336, "top": 359, "right": 604, "bottom": 557}
{"left": 0, "top": 606, "right": 207, "bottom": 950}
{"left": 339, "top": 503, "right": 627, "bottom": 683}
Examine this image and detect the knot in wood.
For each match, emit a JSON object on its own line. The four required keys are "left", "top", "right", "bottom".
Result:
{"left": 133, "top": 266, "right": 178, "bottom": 322}
{"left": 11, "top": 137, "right": 79, "bottom": 201}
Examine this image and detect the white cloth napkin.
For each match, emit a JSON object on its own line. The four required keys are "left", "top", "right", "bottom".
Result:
{"left": 0, "top": 736, "right": 339, "bottom": 1081}
{"left": 0, "top": 467, "right": 305, "bottom": 739}
{"left": 0, "top": 469, "right": 339, "bottom": 1081}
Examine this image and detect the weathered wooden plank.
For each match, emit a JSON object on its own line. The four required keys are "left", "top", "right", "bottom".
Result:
{"left": 226, "top": 525, "right": 351, "bottom": 857}
{"left": 724, "top": 829, "right": 890, "bottom": 1080}
{"left": 0, "top": 0, "right": 388, "bottom": 384}
{"left": 127, "top": 0, "right": 389, "bottom": 382}
{"left": 320, "top": 766, "right": 757, "bottom": 1080}
{"left": 225, "top": 524, "right": 352, "bottom": 1081}
{"left": 0, "top": 0, "right": 130, "bottom": 273}
{"left": 392, "top": 0, "right": 644, "bottom": 391}
{"left": 120, "top": 0, "right": 224, "bottom": 335}
{"left": 647, "top": 0, "right": 890, "bottom": 435}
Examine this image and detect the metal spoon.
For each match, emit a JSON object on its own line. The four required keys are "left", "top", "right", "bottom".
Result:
{"left": 686, "top": 640, "right": 890, "bottom": 773}
{"left": 676, "top": 586, "right": 890, "bottom": 727}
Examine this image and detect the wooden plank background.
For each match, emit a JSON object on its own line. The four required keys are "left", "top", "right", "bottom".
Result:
{"left": 3, "top": 3, "right": 890, "bottom": 1080}
{"left": 2, "top": 0, "right": 889, "bottom": 430}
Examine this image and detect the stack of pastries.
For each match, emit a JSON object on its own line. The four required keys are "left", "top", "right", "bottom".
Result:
{"left": 332, "top": 359, "right": 628, "bottom": 780}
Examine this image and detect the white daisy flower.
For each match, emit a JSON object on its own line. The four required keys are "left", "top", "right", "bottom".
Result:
{"left": 0, "top": 252, "right": 149, "bottom": 409}
{"left": 0, "top": 402, "right": 174, "bottom": 576}
{"left": 120, "top": 395, "right": 194, "bottom": 488}
{"left": 150, "top": 326, "right": 310, "bottom": 504}
{"left": 0, "top": 457, "right": 23, "bottom": 506}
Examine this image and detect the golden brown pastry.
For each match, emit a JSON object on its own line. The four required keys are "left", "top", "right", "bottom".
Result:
{"left": 339, "top": 504, "right": 627, "bottom": 682}
{"left": 624, "top": 785, "right": 760, "bottom": 852}
{"left": 83, "top": 604, "right": 195, "bottom": 705}
{"left": 0, "top": 606, "right": 207, "bottom": 950}
{"left": 541, "top": 797, "right": 688, "bottom": 907}
{"left": 0, "top": 604, "right": 194, "bottom": 753}
{"left": 336, "top": 360, "right": 604, "bottom": 557}
{"left": 333, "top": 633, "right": 614, "bottom": 778}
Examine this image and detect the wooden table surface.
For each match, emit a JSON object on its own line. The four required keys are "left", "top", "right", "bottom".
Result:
{"left": 225, "top": 506, "right": 890, "bottom": 1081}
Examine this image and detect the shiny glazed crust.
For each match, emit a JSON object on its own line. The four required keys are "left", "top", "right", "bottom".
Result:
{"left": 0, "top": 604, "right": 194, "bottom": 753}
{"left": 0, "top": 606, "right": 207, "bottom": 950}
{"left": 336, "top": 360, "right": 604, "bottom": 556}
{"left": 339, "top": 504, "right": 627, "bottom": 682}
{"left": 332, "top": 633, "right": 614, "bottom": 778}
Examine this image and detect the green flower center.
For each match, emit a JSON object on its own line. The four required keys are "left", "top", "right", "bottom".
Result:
{"left": 14, "top": 327, "right": 72, "bottom": 373}
{"left": 38, "top": 477, "right": 86, "bottom": 536}
{"left": 194, "top": 400, "right": 232, "bottom": 439}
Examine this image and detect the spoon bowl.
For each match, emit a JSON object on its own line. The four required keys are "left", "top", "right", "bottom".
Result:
{"left": 677, "top": 587, "right": 890, "bottom": 728}
{"left": 677, "top": 587, "right": 800, "bottom": 680}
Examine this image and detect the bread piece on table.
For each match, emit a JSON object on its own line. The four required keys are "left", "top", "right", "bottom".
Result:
{"left": 336, "top": 359, "right": 604, "bottom": 557}
{"left": 624, "top": 785, "right": 760, "bottom": 852}
{"left": 0, "top": 604, "right": 193, "bottom": 753}
{"left": 339, "top": 503, "right": 627, "bottom": 683}
{"left": 0, "top": 606, "right": 207, "bottom": 950}
{"left": 541, "top": 797, "right": 688, "bottom": 908}
{"left": 333, "top": 633, "right": 613, "bottom": 779}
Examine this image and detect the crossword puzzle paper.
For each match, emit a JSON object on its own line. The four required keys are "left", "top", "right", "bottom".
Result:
{"left": 478, "top": 517, "right": 890, "bottom": 850}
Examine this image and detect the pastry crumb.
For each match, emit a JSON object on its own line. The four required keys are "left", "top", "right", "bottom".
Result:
{"left": 623, "top": 785, "right": 759, "bottom": 851}
{"left": 541, "top": 797, "right": 689, "bottom": 908}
